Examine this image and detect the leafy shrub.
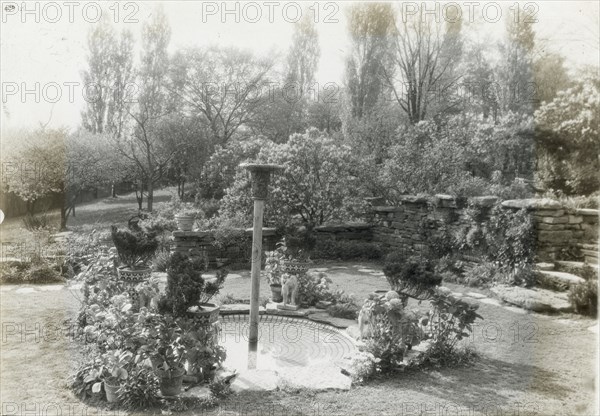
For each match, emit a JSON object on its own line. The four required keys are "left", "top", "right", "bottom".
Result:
{"left": 453, "top": 205, "right": 536, "bottom": 287}
{"left": 361, "top": 295, "right": 422, "bottom": 372}
{"left": 117, "top": 367, "right": 161, "bottom": 410}
{"left": 74, "top": 270, "right": 225, "bottom": 409}
{"left": 0, "top": 258, "right": 65, "bottom": 284}
{"left": 195, "top": 198, "right": 220, "bottom": 219}
{"left": 296, "top": 271, "right": 332, "bottom": 306}
{"left": 327, "top": 290, "right": 360, "bottom": 319}
{"left": 462, "top": 262, "right": 501, "bottom": 287}
{"left": 312, "top": 239, "right": 383, "bottom": 260}
{"left": 158, "top": 252, "right": 205, "bottom": 317}
{"left": 501, "top": 264, "right": 536, "bottom": 288}
{"left": 208, "top": 378, "right": 232, "bottom": 399}
{"left": 28, "top": 263, "right": 63, "bottom": 283}
{"left": 140, "top": 196, "right": 205, "bottom": 234}
{"left": 421, "top": 290, "right": 483, "bottom": 364}
{"left": 65, "top": 230, "right": 111, "bottom": 273}
{"left": 110, "top": 226, "right": 159, "bottom": 269}
{"left": 383, "top": 254, "right": 442, "bottom": 300}
{"left": 220, "top": 129, "right": 366, "bottom": 229}
{"left": 211, "top": 226, "right": 248, "bottom": 253}
{"left": 138, "top": 211, "right": 177, "bottom": 234}
{"left": 327, "top": 302, "right": 360, "bottom": 319}
{"left": 218, "top": 293, "right": 249, "bottom": 305}
{"left": 283, "top": 226, "right": 317, "bottom": 254}
{"left": 22, "top": 212, "right": 51, "bottom": 231}
{"left": 569, "top": 280, "right": 598, "bottom": 317}
{"left": 579, "top": 264, "right": 599, "bottom": 281}
{"left": 344, "top": 351, "right": 379, "bottom": 384}
{"left": 484, "top": 206, "right": 536, "bottom": 270}
{"left": 152, "top": 250, "right": 171, "bottom": 272}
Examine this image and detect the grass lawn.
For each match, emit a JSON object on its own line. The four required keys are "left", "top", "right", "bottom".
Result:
{"left": 0, "top": 265, "right": 596, "bottom": 416}
{"left": 0, "top": 189, "right": 597, "bottom": 415}
{"left": 0, "top": 188, "right": 172, "bottom": 243}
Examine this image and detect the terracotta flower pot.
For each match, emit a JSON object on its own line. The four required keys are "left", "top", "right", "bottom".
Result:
{"left": 104, "top": 379, "right": 120, "bottom": 403}
{"left": 175, "top": 215, "right": 195, "bottom": 231}
{"left": 157, "top": 366, "right": 185, "bottom": 396}
{"left": 270, "top": 284, "right": 283, "bottom": 302}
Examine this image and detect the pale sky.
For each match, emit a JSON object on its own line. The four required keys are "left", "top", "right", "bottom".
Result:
{"left": 1, "top": 1, "right": 598, "bottom": 131}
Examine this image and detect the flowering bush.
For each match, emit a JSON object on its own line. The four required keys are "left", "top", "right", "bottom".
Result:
{"left": 361, "top": 294, "right": 423, "bottom": 372}
{"left": 220, "top": 129, "right": 366, "bottom": 228}
{"left": 344, "top": 351, "right": 380, "bottom": 384}
{"left": 419, "top": 288, "right": 483, "bottom": 364}
{"left": 296, "top": 271, "right": 332, "bottom": 306}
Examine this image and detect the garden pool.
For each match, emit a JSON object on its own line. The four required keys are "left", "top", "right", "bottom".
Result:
{"left": 218, "top": 314, "right": 357, "bottom": 371}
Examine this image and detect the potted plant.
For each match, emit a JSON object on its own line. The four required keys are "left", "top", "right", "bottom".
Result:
{"left": 110, "top": 225, "right": 159, "bottom": 282}
{"left": 158, "top": 252, "right": 227, "bottom": 325}
{"left": 92, "top": 349, "right": 132, "bottom": 403}
{"left": 276, "top": 237, "right": 310, "bottom": 275}
{"left": 175, "top": 208, "right": 199, "bottom": 232}
{"left": 264, "top": 245, "right": 285, "bottom": 302}
{"left": 148, "top": 315, "right": 187, "bottom": 396}
{"left": 191, "top": 268, "right": 226, "bottom": 324}
{"left": 180, "top": 324, "right": 227, "bottom": 382}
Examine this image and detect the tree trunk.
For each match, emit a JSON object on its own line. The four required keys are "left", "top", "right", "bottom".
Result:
{"left": 60, "top": 207, "right": 67, "bottom": 230}
{"left": 26, "top": 200, "right": 36, "bottom": 215}
{"left": 147, "top": 181, "right": 154, "bottom": 212}
{"left": 136, "top": 181, "right": 144, "bottom": 211}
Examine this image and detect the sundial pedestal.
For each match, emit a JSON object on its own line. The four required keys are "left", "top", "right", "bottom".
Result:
{"left": 241, "top": 163, "right": 283, "bottom": 345}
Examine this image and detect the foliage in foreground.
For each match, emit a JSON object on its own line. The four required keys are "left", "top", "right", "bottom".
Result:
{"left": 351, "top": 288, "right": 482, "bottom": 381}
{"left": 569, "top": 279, "right": 598, "bottom": 317}
{"left": 71, "top": 250, "right": 227, "bottom": 411}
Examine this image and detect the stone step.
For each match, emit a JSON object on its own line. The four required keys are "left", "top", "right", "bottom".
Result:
{"left": 582, "top": 251, "right": 598, "bottom": 265}
{"left": 578, "top": 243, "right": 598, "bottom": 265}
{"left": 535, "top": 270, "right": 585, "bottom": 292}
{"left": 555, "top": 261, "right": 599, "bottom": 279}
{"left": 536, "top": 262, "right": 555, "bottom": 271}
{"left": 491, "top": 285, "right": 572, "bottom": 313}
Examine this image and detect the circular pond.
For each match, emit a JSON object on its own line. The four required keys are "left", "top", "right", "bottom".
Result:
{"left": 218, "top": 314, "right": 357, "bottom": 371}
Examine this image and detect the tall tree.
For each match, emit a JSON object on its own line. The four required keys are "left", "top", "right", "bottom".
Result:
{"left": 285, "top": 12, "right": 320, "bottom": 95}
{"left": 115, "top": 6, "right": 175, "bottom": 211}
{"left": 344, "top": 3, "right": 395, "bottom": 118}
{"left": 81, "top": 18, "right": 134, "bottom": 136}
{"left": 460, "top": 38, "right": 498, "bottom": 119}
{"left": 383, "top": 7, "right": 463, "bottom": 123}
{"left": 496, "top": 6, "right": 536, "bottom": 116}
{"left": 4, "top": 129, "right": 120, "bottom": 229}
{"left": 171, "top": 46, "right": 274, "bottom": 145}
{"left": 533, "top": 51, "right": 571, "bottom": 107}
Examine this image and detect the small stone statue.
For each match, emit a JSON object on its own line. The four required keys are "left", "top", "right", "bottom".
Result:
{"left": 281, "top": 274, "right": 299, "bottom": 306}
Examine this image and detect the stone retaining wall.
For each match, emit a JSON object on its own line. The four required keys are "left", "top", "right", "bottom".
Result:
{"left": 501, "top": 199, "right": 598, "bottom": 263}
{"left": 368, "top": 196, "right": 598, "bottom": 264}
{"left": 313, "top": 223, "right": 373, "bottom": 241}
{"left": 171, "top": 228, "right": 279, "bottom": 268}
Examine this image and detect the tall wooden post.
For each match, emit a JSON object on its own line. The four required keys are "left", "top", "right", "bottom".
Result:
{"left": 241, "top": 163, "right": 282, "bottom": 345}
